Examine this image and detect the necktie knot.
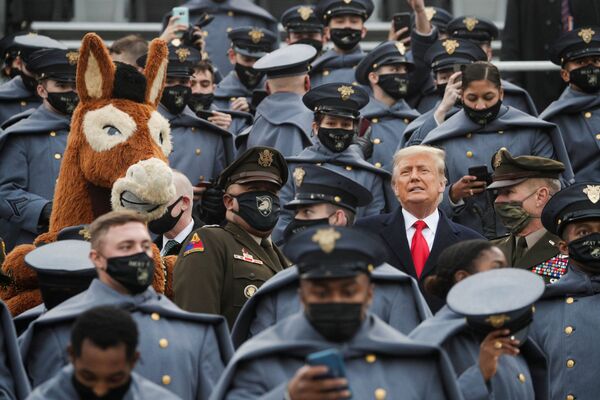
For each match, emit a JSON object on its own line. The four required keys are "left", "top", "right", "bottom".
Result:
{"left": 414, "top": 220, "right": 427, "bottom": 231}
{"left": 163, "top": 239, "right": 179, "bottom": 255}
{"left": 261, "top": 238, "right": 272, "bottom": 249}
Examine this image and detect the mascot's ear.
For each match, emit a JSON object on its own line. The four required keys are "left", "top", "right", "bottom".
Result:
{"left": 144, "top": 38, "right": 168, "bottom": 108}
{"left": 77, "top": 33, "right": 115, "bottom": 103}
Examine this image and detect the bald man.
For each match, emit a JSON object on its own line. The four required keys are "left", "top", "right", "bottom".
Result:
{"left": 148, "top": 170, "right": 204, "bottom": 256}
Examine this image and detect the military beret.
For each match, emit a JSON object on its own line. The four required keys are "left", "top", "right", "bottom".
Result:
{"left": 218, "top": 146, "right": 288, "bottom": 188}
{"left": 13, "top": 33, "right": 67, "bottom": 63}
{"left": 424, "top": 38, "right": 487, "bottom": 72}
{"left": 285, "top": 164, "right": 373, "bottom": 212}
{"left": 253, "top": 44, "right": 316, "bottom": 79}
{"left": 26, "top": 48, "right": 78, "bottom": 82}
{"left": 418, "top": 7, "right": 453, "bottom": 34}
{"left": 228, "top": 27, "right": 277, "bottom": 59}
{"left": 284, "top": 225, "right": 386, "bottom": 279}
{"left": 447, "top": 16, "right": 499, "bottom": 44}
{"left": 487, "top": 148, "right": 565, "bottom": 190}
{"left": 281, "top": 5, "right": 324, "bottom": 33}
{"left": 447, "top": 268, "right": 545, "bottom": 342}
{"left": 541, "top": 182, "right": 600, "bottom": 237}
{"left": 550, "top": 26, "right": 600, "bottom": 65}
{"left": 355, "top": 41, "right": 414, "bottom": 85}
{"left": 316, "top": 0, "right": 374, "bottom": 23}
{"left": 303, "top": 82, "right": 369, "bottom": 119}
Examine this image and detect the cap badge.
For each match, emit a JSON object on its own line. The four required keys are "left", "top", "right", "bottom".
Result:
{"left": 343, "top": 0, "right": 352, "bottom": 4}
{"left": 442, "top": 39, "right": 459, "bottom": 55}
{"left": 395, "top": 42, "right": 406, "bottom": 55}
{"left": 425, "top": 7, "right": 437, "bottom": 21}
{"left": 293, "top": 167, "right": 305, "bottom": 187}
{"left": 78, "top": 227, "right": 91, "bottom": 241}
{"left": 249, "top": 28, "right": 265, "bottom": 44}
{"left": 579, "top": 28, "right": 595, "bottom": 44}
{"left": 486, "top": 314, "right": 511, "bottom": 328}
{"left": 175, "top": 47, "right": 190, "bottom": 62}
{"left": 312, "top": 227, "right": 341, "bottom": 254}
{"left": 258, "top": 149, "right": 274, "bottom": 167}
{"left": 338, "top": 85, "right": 355, "bottom": 101}
{"left": 256, "top": 195, "right": 273, "bottom": 216}
{"left": 66, "top": 51, "right": 79, "bottom": 65}
{"left": 583, "top": 184, "right": 600, "bottom": 204}
{"left": 463, "top": 17, "right": 479, "bottom": 31}
{"left": 297, "top": 6, "right": 313, "bottom": 21}
{"left": 244, "top": 284, "right": 258, "bottom": 298}
{"left": 493, "top": 150, "right": 503, "bottom": 169}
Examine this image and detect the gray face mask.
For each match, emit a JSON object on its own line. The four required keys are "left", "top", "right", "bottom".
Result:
{"left": 494, "top": 190, "right": 538, "bottom": 235}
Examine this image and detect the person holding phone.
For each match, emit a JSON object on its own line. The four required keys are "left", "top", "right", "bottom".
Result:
{"left": 210, "top": 226, "right": 463, "bottom": 400}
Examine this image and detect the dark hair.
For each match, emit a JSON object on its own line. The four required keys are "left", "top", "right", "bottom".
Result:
{"left": 424, "top": 239, "right": 496, "bottom": 300}
{"left": 194, "top": 59, "right": 215, "bottom": 80}
{"left": 71, "top": 306, "right": 138, "bottom": 361}
{"left": 461, "top": 61, "right": 501, "bottom": 91}
{"left": 109, "top": 34, "right": 148, "bottom": 60}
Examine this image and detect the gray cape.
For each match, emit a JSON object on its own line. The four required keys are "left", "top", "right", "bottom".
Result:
{"left": 0, "top": 300, "right": 30, "bottom": 399}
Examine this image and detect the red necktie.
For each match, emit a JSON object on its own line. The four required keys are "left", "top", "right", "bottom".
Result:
{"left": 411, "top": 220, "right": 430, "bottom": 278}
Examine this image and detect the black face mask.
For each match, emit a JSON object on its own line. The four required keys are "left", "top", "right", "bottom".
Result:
{"left": 161, "top": 85, "right": 191, "bottom": 115}
{"left": 72, "top": 374, "right": 131, "bottom": 400}
{"left": 235, "top": 63, "right": 264, "bottom": 89}
{"left": 188, "top": 93, "right": 214, "bottom": 113}
{"left": 20, "top": 73, "right": 38, "bottom": 93}
{"left": 148, "top": 196, "right": 184, "bottom": 235}
{"left": 330, "top": 28, "right": 362, "bottom": 51}
{"left": 378, "top": 73, "right": 409, "bottom": 99}
{"left": 47, "top": 91, "right": 79, "bottom": 115}
{"left": 294, "top": 38, "right": 323, "bottom": 54}
{"left": 318, "top": 127, "right": 354, "bottom": 153}
{"left": 568, "top": 233, "right": 600, "bottom": 270}
{"left": 463, "top": 100, "right": 502, "bottom": 125}
{"left": 105, "top": 252, "right": 154, "bottom": 294}
{"left": 569, "top": 65, "right": 600, "bottom": 94}
{"left": 282, "top": 217, "right": 330, "bottom": 242}
{"left": 305, "top": 302, "right": 363, "bottom": 342}
{"left": 233, "top": 191, "right": 280, "bottom": 232}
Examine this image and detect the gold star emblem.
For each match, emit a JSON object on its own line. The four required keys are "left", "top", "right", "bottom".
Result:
{"left": 257, "top": 149, "right": 274, "bottom": 167}
{"left": 65, "top": 51, "right": 79, "bottom": 65}
{"left": 248, "top": 28, "right": 265, "bottom": 44}
{"left": 293, "top": 167, "right": 305, "bottom": 187}
{"left": 297, "top": 6, "right": 313, "bottom": 21}
{"left": 578, "top": 28, "right": 595, "bottom": 44}
{"left": 442, "top": 39, "right": 459, "bottom": 55}
{"left": 463, "top": 17, "right": 479, "bottom": 31}
{"left": 337, "top": 85, "right": 354, "bottom": 101}
{"left": 583, "top": 184, "right": 600, "bottom": 204}
{"left": 175, "top": 47, "right": 190, "bottom": 63}
{"left": 312, "top": 227, "right": 341, "bottom": 254}
{"left": 485, "top": 314, "right": 511, "bottom": 328}
{"left": 424, "top": 7, "right": 437, "bottom": 21}
{"left": 395, "top": 42, "right": 406, "bottom": 55}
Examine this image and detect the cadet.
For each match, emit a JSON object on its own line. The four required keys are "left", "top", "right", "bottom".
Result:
{"left": 528, "top": 182, "right": 600, "bottom": 400}
{"left": 0, "top": 34, "right": 66, "bottom": 125}
{"left": 19, "top": 210, "right": 233, "bottom": 399}
{"left": 273, "top": 83, "right": 394, "bottom": 243}
{"left": 446, "top": 16, "right": 538, "bottom": 115}
{"left": 236, "top": 44, "right": 316, "bottom": 157}
{"left": 281, "top": 5, "right": 326, "bottom": 55}
{"left": 540, "top": 27, "right": 600, "bottom": 181}
{"left": 139, "top": 44, "right": 233, "bottom": 192}
{"left": 421, "top": 62, "right": 573, "bottom": 238}
{"left": 210, "top": 226, "right": 462, "bottom": 400}
{"left": 489, "top": 149, "right": 567, "bottom": 283}
{"left": 173, "top": 147, "right": 291, "bottom": 328}
{"left": 309, "top": 0, "right": 374, "bottom": 88}
{"left": 0, "top": 48, "right": 78, "bottom": 250}
{"left": 0, "top": 298, "right": 30, "bottom": 399}
{"left": 411, "top": 268, "right": 548, "bottom": 399}
{"left": 355, "top": 40, "right": 420, "bottom": 171}
{"left": 28, "top": 306, "right": 181, "bottom": 399}
{"left": 167, "top": 0, "right": 278, "bottom": 76}
{"left": 212, "top": 27, "right": 277, "bottom": 112}
{"left": 231, "top": 165, "right": 431, "bottom": 348}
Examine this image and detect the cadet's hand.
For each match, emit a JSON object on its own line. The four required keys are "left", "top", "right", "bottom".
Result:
{"left": 189, "top": 26, "right": 205, "bottom": 51}
{"left": 37, "top": 202, "right": 52, "bottom": 234}
{"left": 434, "top": 71, "right": 462, "bottom": 123}
{"left": 288, "top": 365, "right": 351, "bottom": 400}
{"left": 450, "top": 175, "right": 487, "bottom": 203}
{"left": 208, "top": 110, "right": 232, "bottom": 130}
{"left": 479, "top": 329, "right": 520, "bottom": 381}
{"left": 387, "top": 26, "right": 411, "bottom": 46}
{"left": 406, "top": 0, "right": 426, "bottom": 12}
{"left": 198, "top": 185, "right": 226, "bottom": 225}
{"left": 230, "top": 97, "right": 250, "bottom": 112}
{"left": 160, "top": 15, "right": 189, "bottom": 43}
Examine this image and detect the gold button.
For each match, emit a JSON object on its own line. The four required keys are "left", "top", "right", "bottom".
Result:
{"left": 20, "top": 100, "right": 26, "bottom": 106}
{"left": 316, "top": 162, "right": 322, "bottom": 166}
{"left": 371, "top": 118, "right": 379, "bottom": 123}
{"left": 191, "top": 127, "right": 196, "bottom": 131}
{"left": 498, "top": 130, "right": 504, "bottom": 134}
{"left": 226, "top": 27, "right": 232, "bottom": 33}
{"left": 596, "top": 134, "right": 600, "bottom": 140}
{"left": 54, "top": 153, "right": 61, "bottom": 159}
{"left": 403, "top": 118, "right": 410, "bottom": 124}
{"left": 374, "top": 388, "right": 386, "bottom": 400}
{"left": 334, "top": 196, "right": 341, "bottom": 203}
{"left": 565, "top": 326, "right": 574, "bottom": 335}
{"left": 345, "top": 166, "right": 352, "bottom": 171}
{"left": 365, "top": 354, "right": 376, "bottom": 363}
{"left": 352, "top": 81, "right": 358, "bottom": 86}
{"left": 162, "top": 375, "right": 171, "bottom": 385}
{"left": 159, "top": 338, "right": 168, "bottom": 348}
{"left": 566, "top": 297, "right": 574, "bottom": 304}
{"left": 151, "top": 313, "right": 160, "bottom": 321}
{"left": 584, "top": 111, "right": 592, "bottom": 118}
{"left": 518, "top": 373, "right": 526, "bottom": 383}
{"left": 567, "top": 395, "right": 575, "bottom": 400}
{"left": 567, "top": 359, "right": 575, "bottom": 368}
{"left": 195, "top": 148, "right": 201, "bottom": 155}
{"left": 466, "top": 151, "right": 473, "bottom": 158}
{"left": 230, "top": 97, "right": 236, "bottom": 102}
{"left": 465, "top": 133, "right": 472, "bottom": 138}
{"left": 202, "top": 31, "right": 208, "bottom": 37}
{"left": 375, "top": 162, "right": 382, "bottom": 168}
{"left": 227, "top": 10, "right": 234, "bottom": 16}
{"left": 323, "top": 70, "right": 330, "bottom": 76}
{"left": 49, "top": 131, "right": 56, "bottom": 137}
{"left": 373, "top": 138, "right": 381, "bottom": 144}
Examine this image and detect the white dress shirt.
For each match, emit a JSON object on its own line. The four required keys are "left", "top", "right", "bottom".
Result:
{"left": 402, "top": 209, "right": 440, "bottom": 251}
{"left": 161, "top": 219, "right": 195, "bottom": 255}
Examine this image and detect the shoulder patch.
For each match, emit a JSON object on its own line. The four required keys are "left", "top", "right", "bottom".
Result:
{"left": 183, "top": 232, "right": 205, "bottom": 256}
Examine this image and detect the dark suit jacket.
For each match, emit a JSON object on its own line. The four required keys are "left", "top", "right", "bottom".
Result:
{"left": 355, "top": 208, "right": 484, "bottom": 311}
{"left": 153, "top": 216, "right": 205, "bottom": 256}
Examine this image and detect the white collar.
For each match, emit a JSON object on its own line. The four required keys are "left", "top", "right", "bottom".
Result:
{"left": 163, "top": 219, "right": 195, "bottom": 245}
{"left": 402, "top": 208, "right": 440, "bottom": 233}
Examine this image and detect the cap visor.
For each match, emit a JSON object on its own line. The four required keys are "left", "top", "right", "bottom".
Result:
{"left": 233, "top": 46, "right": 266, "bottom": 59}
{"left": 487, "top": 178, "right": 528, "bottom": 190}
{"left": 284, "top": 198, "right": 323, "bottom": 210}
{"left": 233, "top": 175, "right": 282, "bottom": 187}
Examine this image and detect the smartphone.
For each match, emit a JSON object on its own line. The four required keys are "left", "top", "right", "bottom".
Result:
{"left": 393, "top": 12, "right": 412, "bottom": 39}
{"left": 172, "top": 6, "right": 189, "bottom": 38}
{"left": 306, "top": 349, "right": 347, "bottom": 380}
{"left": 468, "top": 165, "right": 491, "bottom": 184}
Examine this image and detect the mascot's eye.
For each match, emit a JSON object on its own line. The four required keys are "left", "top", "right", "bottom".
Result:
{"left": 159, "top": 132, "right": 164, "bottom": 144}
{"left": 103, "top": 125, "right": 121, "bottom": 136}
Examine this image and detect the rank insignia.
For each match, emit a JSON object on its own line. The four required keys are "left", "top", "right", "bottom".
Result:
{"left": 312, "top": 227, "right": 341, "bottom": 254}
{"left": 183, "top": 233, "right": 204, "bottom": 256}
{"left": 244, "top": 284, "right": 258, "bottom": 299}
{"left": 234, "top": 248, "right": 264, "bottom": 265}
{"left": 583, "top": 184, "right": 600, "bottom": 204}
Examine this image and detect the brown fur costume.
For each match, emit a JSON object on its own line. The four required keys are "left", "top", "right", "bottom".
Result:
{"left": 1, "top": 33, "right": 177, "bottom": 316}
